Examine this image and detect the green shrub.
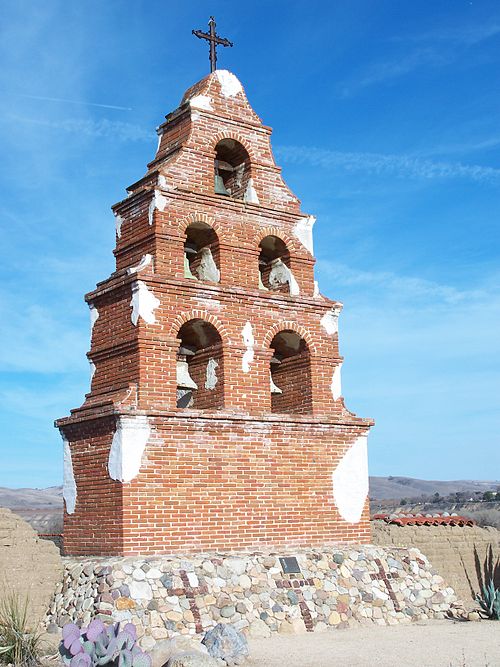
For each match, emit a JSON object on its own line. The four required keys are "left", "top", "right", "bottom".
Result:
{"left": 0, "top": 593, "right": 42, "bottom": 666}
{"left": 476, "top": 579, "right": 500, "bottom": 620}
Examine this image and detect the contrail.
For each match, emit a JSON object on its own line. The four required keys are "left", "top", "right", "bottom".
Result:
{"left": 18, "top": 94, "right": 132, "bottom": 111}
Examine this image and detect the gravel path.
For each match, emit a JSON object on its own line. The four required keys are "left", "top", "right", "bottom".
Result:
{"left": 248, "top": 620, "right": 500, "bottom": 667}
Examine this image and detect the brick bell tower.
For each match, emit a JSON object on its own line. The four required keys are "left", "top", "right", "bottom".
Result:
{"left": 56, "top": 69, "right": 374, "bottom": 556}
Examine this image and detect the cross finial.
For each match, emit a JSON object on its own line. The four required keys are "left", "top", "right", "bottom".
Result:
{"left": 192, "top": 16, "right": 233, "bottom": 73}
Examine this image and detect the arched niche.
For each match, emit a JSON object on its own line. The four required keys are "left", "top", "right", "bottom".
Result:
{"left": 214, "top": 138, "right": 251, "bottom": 199}
{"left": 269, "top": 329, "right": 312, "bottom": 414}
{"left": 176, "top": 319, "right": 224, "bottom": 410}
{"left": 258, "top": 235, "right": 293, "bottom": 294}
{"left": 184, "top": 221, "right": 220, "bottom": 283}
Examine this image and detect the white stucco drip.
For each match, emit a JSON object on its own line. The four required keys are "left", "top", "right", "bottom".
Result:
{"left": 148, "top": 190, "right": 169, "bottom": 226}
{"left": 156, "top": 132, "right": 162, "bottom": 153}
{"left": 189, "top": 94, "right": 213, "bottom": 110}
{"left": 331, "top": 363, "right": 342, "bottom": 400}
{"left": 332, "top": 435, "right": 369, "bottom": 524}
{"left": 313, "top": 281, "right": 321, "bottom": 298}
{"left": 320, "top": 306, "right": 341, "bottom": 336}
{"left": 89, "top": 303, "right": 99, "bottom": 333}
{"left": 130, "top": 281, "right": 160, "bottom": 325}
{"left": 244, "top": 178, "right": 260, "bottom": 204}
{"left": 289, "top": 269, "right": 300, "bottom": 296}
{"left": 89, "top": 360, "right": 96, "bottom": 382}
{"left": 215, "top": 70, "right": 243, "bottom": 97}
{"left": 157, "top": 174, "right": 169, "bottom": 189}
{"left": 127, "top": 254, "right": 153, "bottom": 275}
{"left": 293, "top": 215, "right": 316, "bottom": 255}
{"left": 114, "top": 213, "right": 124, "bottom": 238}
{"left": 241, "top": 321, "right": 255, "bottom": 373}
{"left": 205, "top": 358, "right": 219, "bottom": 390}
{"left": 108, "top": 416, "right": 151, "bottom": 484}
{"left": 62, "top": 436, "right": 77, "bottom": 514}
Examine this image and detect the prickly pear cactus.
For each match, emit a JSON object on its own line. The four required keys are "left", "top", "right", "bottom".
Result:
{"left": 60, "top": 620, "right": 152, "bottom": 667}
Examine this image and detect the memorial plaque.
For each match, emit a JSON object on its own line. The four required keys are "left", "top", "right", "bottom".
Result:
{"left": 279, "top": 556, "right": 301, "bottom": 575}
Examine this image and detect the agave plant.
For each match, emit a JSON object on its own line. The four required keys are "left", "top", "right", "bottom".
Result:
{"left": 476, "top": 579, "right": 500, "bottom": 620}
{"left": 60, "top": 620, "right": 152, "bottom": 667}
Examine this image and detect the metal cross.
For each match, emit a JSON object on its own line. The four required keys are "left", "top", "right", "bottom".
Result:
{"left": 192, "top": 16, "right": 233, "bottom": 73}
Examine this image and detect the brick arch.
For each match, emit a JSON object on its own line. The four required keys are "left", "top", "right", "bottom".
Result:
{"left": 263, "top": 321, "right": 317, "bottom": 354}
{"left": 254, "top": 227, "right": 298, "bottom": 254}
{"left": 178, "top": 211, "right": 223, "bottom": 239}
{"left": 169, "top": 310, "right": 231, "bottom": 344}
{"left": 210, "top": 132, "right": 257, "bottom": 163}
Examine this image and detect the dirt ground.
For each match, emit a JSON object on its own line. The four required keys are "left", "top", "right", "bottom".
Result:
{"left": 248, "top": 620, "right": 500, "bottom": 667}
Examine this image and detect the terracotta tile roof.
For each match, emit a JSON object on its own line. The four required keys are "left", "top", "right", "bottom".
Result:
{"left": 371, "top": 513, "right": 475, "bottom": 527}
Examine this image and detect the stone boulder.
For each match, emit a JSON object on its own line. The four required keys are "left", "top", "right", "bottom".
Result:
{"left": 168, "top": 653, "right": 219, "bottom": 667}
{"left": 0, "top": 507, "right": 63, "bottom": 629}
{"left": 202, "top": 624, "right": 249, "bottom": 665}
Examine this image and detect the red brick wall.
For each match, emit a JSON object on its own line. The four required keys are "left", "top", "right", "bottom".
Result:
{"left": 57, "top": 71, "right": 373, "bottom": 556}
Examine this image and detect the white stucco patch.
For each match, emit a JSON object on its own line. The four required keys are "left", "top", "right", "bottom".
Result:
{"left": 127, "top": 254, "right": 152, "bottom": 275}
{"left": 313, "top": 281, "right": 321, "bottom": 298}
{"left": 130, "top": 281, "right": 160, "bottom": 325}
{"left": 108, "top": 416, "right": 151, "bottom": 483}
{"left": 244, "top": 178, "right": 260, "bottom": 204}
{"left": 89, "top": 360, "right": 96, "bottom": 382}
{"left": 62, "top": 436, "right": 77, "bottom": 514}
{"left": 320, "top": 306, "right": 341, "bottom": 336}
{"left": 205, "top": 358, "right": 219, "bottom": 390}
{"left": 148, "top": 190, "right": 169, "bottom": 226}
{"left": 331, "top": 363, "right": 342, "bottom": 400}
{"left": 293, "top": 215, "right": 316, "bottom": 255}
{"left": 332, "top": 435, "right": 369, "bottom": 524}
{"left": 241, "top": 321, "right": 255, "bottom": 373}
{"left": 114, "top": 213, "right": 124, "bottom": 238}
{"left": 215, "top": 70, "right": 243, "bottom": 97}
{"left": 190, "top": 94, "right": 213, "bottom": 110}
{"left": 89, "top": 303, "right": 99, "bottom": 333}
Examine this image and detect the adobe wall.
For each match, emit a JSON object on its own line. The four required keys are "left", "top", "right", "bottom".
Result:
{"left": 0, "top": 508, "right": 63, "bottom": 628}
{"left": 372, "top": 521, "right": 500, "bottom": 605}
{"left": 48, "top": 545, "right": 457, "bottom": 648}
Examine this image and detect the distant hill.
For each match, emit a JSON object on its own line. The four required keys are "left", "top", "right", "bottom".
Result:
{"left": 1, "top": 478, "right": 499, "bottom": 509}
{"left": 0, "top": 485, "right": 63, "bottom": 509}
{"left": 369, "top": 476, "right": 500, "bottom": 500}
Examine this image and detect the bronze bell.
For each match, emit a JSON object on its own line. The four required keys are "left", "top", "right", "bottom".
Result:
{"left": 214, "top": 173, "right": 230, "bottom": 195}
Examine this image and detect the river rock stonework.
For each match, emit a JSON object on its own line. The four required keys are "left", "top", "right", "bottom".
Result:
{"left": 48, "top": 546, "right": 457, "bottom": 648}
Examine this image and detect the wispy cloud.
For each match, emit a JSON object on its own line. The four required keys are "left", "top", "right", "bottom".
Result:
{"left": 340, "top": 22, "right": 500, "bottom": 96}
{"left": 317, "top": 260, "right": 493, "bottom": 306}
{"left": 1, "top": 114, "right": 151, "bottom": 142}
{"left": 16, "top": 93, "right": 133, "bottom": 112}
{"left": 275, "top": 145, "right": 500, "bottom": 185}
{"left": 0, "top": 298, "right": 88, "bottom": 374}
{"left": 405, "top": 23, "right": 500, "bottom": 47}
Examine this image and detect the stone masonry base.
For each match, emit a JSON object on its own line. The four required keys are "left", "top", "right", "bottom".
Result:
{"left": 48, "top": 545, "right": 457, "bottom": 650}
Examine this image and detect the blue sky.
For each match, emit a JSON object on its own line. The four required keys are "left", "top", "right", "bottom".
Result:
{"left": 1, "top": 1, "right": 499, "bottom": 487}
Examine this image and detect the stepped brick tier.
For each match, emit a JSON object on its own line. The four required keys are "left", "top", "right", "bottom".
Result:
{"left": 47, "top": 547, "right": 458, "bottom": 647}
{"left": 56, "top": 69, "right": 373, "bottom": 556}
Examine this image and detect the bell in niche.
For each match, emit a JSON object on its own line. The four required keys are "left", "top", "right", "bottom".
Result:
{"left": 214, "top": 161, "right": 230, "bottom": 195}
{"left": 214, "top": 173, "right": 230, "bottom": 196}
{"left": 176, "top": 357, "right": 198, "bottom": 390}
